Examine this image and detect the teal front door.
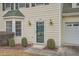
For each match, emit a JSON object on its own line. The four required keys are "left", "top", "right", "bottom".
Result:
{"left": 36, "top": 22, "right": 44, "bottom": 43}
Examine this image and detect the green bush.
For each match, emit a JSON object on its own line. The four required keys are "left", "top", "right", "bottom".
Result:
{"left": 47, "top": 39, "right": 55, "bottom": 49}
{"left": 8, "top": 38, "right": 15, "bottom": 47}
{"left": 21, "top": 37, "right": 28, "bottom": 47}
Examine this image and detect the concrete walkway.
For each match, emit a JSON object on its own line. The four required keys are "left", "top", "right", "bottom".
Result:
{"left": 24, "top": 46, "right": 79, "bottom": 56}
{"left": 25, "top": 47, "right": 58, "bottom": 56}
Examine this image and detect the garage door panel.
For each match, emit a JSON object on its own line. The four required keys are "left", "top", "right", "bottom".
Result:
{"left": 64, "top": 22, "right": 79, "bottom": 44}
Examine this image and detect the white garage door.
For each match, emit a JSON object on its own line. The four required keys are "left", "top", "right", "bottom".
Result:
{"left": 64, "top": 22, "right": 79, "bottom": 45}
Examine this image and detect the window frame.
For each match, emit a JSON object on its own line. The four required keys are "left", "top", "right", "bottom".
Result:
{"left": 15, "top": 3, "right": 19, "bottom": 9}
{"left": 2, "top": 3, "right": 5, "bottom": 11}
{"left": 31, "top": 3, "right": 36, "bottom": 7}
{"left": 11, "top": 3, "right": 14, "bottom": 10}
{"left": 19, "top": 3, "right": 26, "bottom": 8}
{"left": 26, "top": 3, "right": 29, "bottom": 8}
{"left": 36, "top": 3, "right": 44, "bottom": 6}
{"left": 6, "top": 21, "right": 12, "bottom": 32}
{"left": 15, "top": 21, "right": 21, "bottom": 36}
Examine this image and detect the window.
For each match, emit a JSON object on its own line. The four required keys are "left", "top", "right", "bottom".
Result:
{"left": 2, "top": 3, "right": 5, "bottom": 11}
{"left": 45, "top": 3, "right": 49, "bottom": 5}
{"left": 73, "top": 24, "right": 79, "bottom": 26}
{"left": 19, "top": 3, "right": 25, "bottom": 8}
{"left": 15, "top": 21, "right": 21, "bottom": 36}
{"left": 77, "top": 3, "right": 79, "bottom": 5}
{"left": 31, "top": 3, "right": 35, "bottom": 7}
{"left": 6, "top": 3, "right": 10, "bottom": 8}
{"left": 15, "top": 3, "right": 19, "bottom": 9}
{"left": 36, "top": 3, "right": 44, "bottom": 6}
{"left": 6, "top": 21, "right": 12, "bottom": 32}
{"left": 66, "top": 24, "right": 72, "bottom": 27}
{"left": 11, "top": 3, "right": 14, "bottom": 10}
{"left": 2, "top": 3, "right": 11, "bottom": 11}
{"left": 26, "top": 3, "right": 29, "bottom": 8}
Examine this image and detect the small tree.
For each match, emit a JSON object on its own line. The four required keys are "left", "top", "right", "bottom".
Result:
{"left": 8, "top": 38, "right": 15, "bottom": 47}
{"left": 21, "top": 37, "right": 28, "bottom": 47}
{"left": 47, "top": 39, "right": 55, "bottom": 49}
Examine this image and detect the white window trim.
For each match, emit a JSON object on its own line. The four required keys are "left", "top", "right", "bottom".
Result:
{"left": 72, "top": 3, "right": 79, "bottom": 8}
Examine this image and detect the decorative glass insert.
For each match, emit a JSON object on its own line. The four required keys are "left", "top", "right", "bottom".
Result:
{"left": 36, "top": 22, "right": 44, "bottom": 43}
{"left": 73, "top": 24, "right": 79, "bottom": 26}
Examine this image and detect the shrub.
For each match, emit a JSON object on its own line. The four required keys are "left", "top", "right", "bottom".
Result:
{"left": 47, "top": 39, "right": 55, "bottom": 49}
{"left": 21, "top": 37, "right": 28, "bottom": 47}
{"left": 8, "top": 38, "right": 15, "bottom": 47}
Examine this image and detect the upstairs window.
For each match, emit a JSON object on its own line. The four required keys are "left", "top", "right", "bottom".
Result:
{"left": 19, "top": 3, "right": 25, "bottom": 8}
{"left": 77, "top": 3, "right": 79, "bottom": 5}
{"left": 36, "top": 3, "right": 44, "bottom": 6}
{"left": 45, "top": 3, "right": 49, "bottom": 5}
{"left": 26, "top": 3, "right": 29, "bottom": 8}
{"left": 31, "top": 3, "right": 35, "bottom": 7}
{"left": 11, "top": 3, "right": 14, "bottom": 10}
{"left": 15, "top": 3, "right": 19, "bottom": 9}
{"left": 5, "top": 3, "right": 10, "bottom": 9}
{"left": 31, "top": 3, "right": 49, "bottom": 7}
{"left": 2, "top": 3, "right": 11, "bottom": 11}
{"left": 2, "top": 3, "right": 5, "bottom": 11}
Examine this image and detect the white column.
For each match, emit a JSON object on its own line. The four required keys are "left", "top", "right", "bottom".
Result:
{"left": 14, "top": 3, "right": 15, "bottom": 10}
{"left": 12, "top": 20, "right": 15, "bottom": 33}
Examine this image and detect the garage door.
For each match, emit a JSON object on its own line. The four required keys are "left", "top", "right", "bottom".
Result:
{"left": 64, "top": 22, "right": 79, "bottom": 45}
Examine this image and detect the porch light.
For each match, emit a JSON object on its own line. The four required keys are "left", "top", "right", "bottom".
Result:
{"left": 50, "top": 19, "right": 54, "bottom": 25}
{"left": 28, "top": 20, "right": 31, "bottom": 26}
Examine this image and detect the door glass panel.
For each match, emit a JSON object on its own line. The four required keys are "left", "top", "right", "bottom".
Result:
{"left": 36, "top": 22, "right": 44, "bottom": 43}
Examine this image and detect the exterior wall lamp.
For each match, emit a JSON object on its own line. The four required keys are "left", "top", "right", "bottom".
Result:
{"left": 28, "top": 20, "right": 31, "bottom": 26}
{"left": 49, "top": 19, "right": 54, "bottom": 26}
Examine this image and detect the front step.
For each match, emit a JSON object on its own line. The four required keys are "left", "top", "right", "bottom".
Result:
{"left": 32, "top": 44, "right": 45, "bottom": 49}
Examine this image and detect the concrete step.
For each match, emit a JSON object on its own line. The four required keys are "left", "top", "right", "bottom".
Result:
{"left": 32, "top": 44, "right": 45, "bottom": 49}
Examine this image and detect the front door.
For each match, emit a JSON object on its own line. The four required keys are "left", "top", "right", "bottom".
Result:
{"left": 36, "top": 22, "right": 44, "bottom": 43}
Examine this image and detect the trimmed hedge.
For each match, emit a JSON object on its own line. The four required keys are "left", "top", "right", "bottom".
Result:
{"left": 47, "top": 39, "right": 55, "bottom": 49}
{"left": 8, "top": 38, "right": 15, "bottom": 47}
{"left": 21, "top": 37, "right": 28, "bottom": 47}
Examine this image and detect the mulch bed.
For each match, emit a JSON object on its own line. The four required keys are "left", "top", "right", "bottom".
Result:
{"left": 0, "top": 44, "right": 33, "bottom": 50}
{"left": 43, "top": 46, "right": 58, "bottom": 52}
